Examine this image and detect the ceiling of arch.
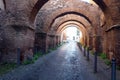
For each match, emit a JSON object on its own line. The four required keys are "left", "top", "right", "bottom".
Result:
{"left": 51, "top": 14, "right": 92, "bottom": 31}
{"left": 30, "top": 0, "right": 112, "bottom": 23}
{"left": 4, "top": 0, "right": 119, "bottom": 30}
{"left": 35, "top": 0, "right": 104, "bottom": 33}
{"left": 56, "top": 21, "right": 87, "bottom": 35}
{"left": 3, "top": 0, "right": 107, "bottom": 33}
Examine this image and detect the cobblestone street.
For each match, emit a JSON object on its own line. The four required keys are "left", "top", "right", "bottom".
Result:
{"left": 0, "top": 42, "right": 113, "bottom": 80}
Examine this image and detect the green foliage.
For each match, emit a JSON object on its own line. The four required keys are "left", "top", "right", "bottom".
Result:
{"left": 100, "top": 53, "right": 107, "bottom": 59}
{"left": 85, "top": 47, "right": 88, "bottom": 50}
{"left": 90, "top": 50, "right": 94, "bottom": 55}
{"left": 99, "top": 53, "right": 111, "bottom": 66}
{"left": 104, "top": 59, "right": 111, "bottom": 66}
{"left": 48, "top": 44, "right": 63, "bottom": 53}
{"left": 0, "top": 63, "right": 16, "bottom": 75}
{"left": 23, "top": 52, "right": 43, "bottom": 65}
{"left": 22, "top": 60, "right": 34, "bottom": 65}
{"left": 51, "top": 48, "right": 56, "bottom": 51}
{"left": 33, "top": 52, "right": 43, "bottom": 60}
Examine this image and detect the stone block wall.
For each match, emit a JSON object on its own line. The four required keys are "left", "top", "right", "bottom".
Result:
{"left": 0, "top": 25, "right": 34, "bottom": 63}
{"left": 105, "top": 25, "right": 120, "bottom": 65}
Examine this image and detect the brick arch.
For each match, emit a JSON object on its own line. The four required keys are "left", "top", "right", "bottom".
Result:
{"left": 29, "top": 0, "right": 48, "bottom": 23}
{"left": 3, "top": 0, "right": 106, "bottom": 25}
{"left": 59, "top": 24, "right": 86, "bottom": 44}
{"left": 36, "top": 7, "right": 101, "bottom": 33}
{"left": 58, "top": 22, "right": 86, "bottom": 34}
{"left": 50, "top": 11, "right": 92, "bottom": 25}
{"left": 93, "top": 0, "right": 107, "bottom": 11}
{"left": 55, "top": 20, "right": 87, "bottom": 33}
{"left": 56, "top": 21, "right": 88, "bottom": 39}
{"left": 34, "top": 0, "right": 104, "bottom": 31}
{"left": 50, "top": 14, "right": 92, "bottom": 33}
{"left": 57, "top": 21, "right": 89, "bottom": 46}
{"left": 92, "top": 0, "right": 120, "bottom": 26}
{"left": 48, "top": 11, "right": 92, "bottom": 31}
{"left": 30, "top": 0, "right": 105, "bottom": 23}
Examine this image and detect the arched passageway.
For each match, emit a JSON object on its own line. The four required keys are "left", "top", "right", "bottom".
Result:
{"left": 0, "top": 0, "right": 120, "bottom": 66}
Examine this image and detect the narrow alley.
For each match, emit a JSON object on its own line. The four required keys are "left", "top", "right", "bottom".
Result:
{"left": 0, "top": 0, "right": 120, "bottom": 80}
{"left": 0, "top": 42, "right": 111, "bottom": 80}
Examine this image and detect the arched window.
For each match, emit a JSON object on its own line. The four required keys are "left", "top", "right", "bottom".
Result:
{"left": 0, "top": 0, "right": 5, "bottom": 10}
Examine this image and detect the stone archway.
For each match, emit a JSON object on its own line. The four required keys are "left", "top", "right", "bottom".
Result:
{"left": 56, "top": 21, "right": 89, "bottom": 47}
{"left": 0, "top": 0, "right": 120, "bottom": 65}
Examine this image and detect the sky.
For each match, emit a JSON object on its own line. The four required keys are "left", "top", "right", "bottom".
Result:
{"left": 64, "top": 27, "right": 82, "bottom": 41}
{"left": 66, "top": 27, "right": 77, "bottom": 37}
{"left": 81, "top": 0, "right": 91, "bottom": 3}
